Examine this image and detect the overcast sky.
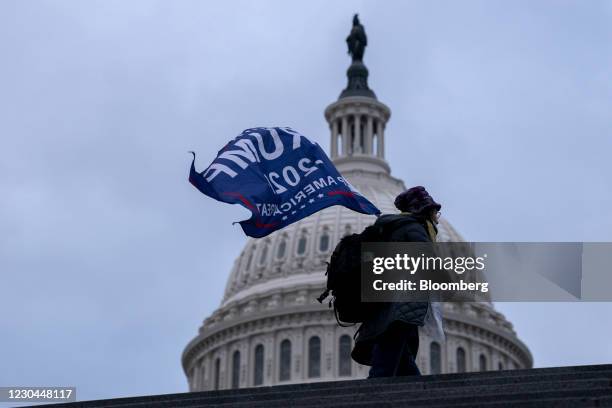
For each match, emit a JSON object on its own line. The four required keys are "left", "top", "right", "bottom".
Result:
{"left": 1, "top": 0, "right": 611, "bottom": 404}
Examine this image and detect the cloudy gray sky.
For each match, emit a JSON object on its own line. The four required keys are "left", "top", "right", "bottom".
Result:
{"left": 1, "top": 0, "right": 611, "bottom": 404}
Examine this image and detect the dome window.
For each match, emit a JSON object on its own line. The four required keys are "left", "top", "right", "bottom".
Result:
{"left": 297, "top": 236, "right": 307, "bottom": 255}
{"left": 430, "top": 342, "right": 441, "bottom": 374}
{"left": 231, "top": 350, "right": 241, "bottom": 389}
{"left": 479, "top": 354, "right": 487, "bottom": 371}
{"left": 259, "top": 245, "right": 268, "bottom": 265}
{"left": 214, "top": 358, "right": 221, "bottom": 390}
{"left": 245, "top": 252, "right": 254, "bottom": 271}
{"left": 319, "top": 232, "right": 330, "bottom": 252}
{"left": 456, "top": 347, "right": 466, "bottom": 373}
{"left": 276, "top": 240, "right": 286, "bottom": 259}
{"left": 279, "top": 339, "right": 292, "bottom": 381}
{"left": 253, "top": 344, "right": 264, "bottom": 386}
{"left": 338, "top": 335, "right": 352, "bottom": 376}
{"left": 308, "top": 336, "right": 321, "bottom": 378}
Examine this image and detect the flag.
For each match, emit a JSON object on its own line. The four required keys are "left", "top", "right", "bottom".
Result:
{"left": 189, "top": 127, "right": 380, "bottom": 238}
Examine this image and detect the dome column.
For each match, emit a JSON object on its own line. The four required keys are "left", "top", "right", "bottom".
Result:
{"left": 331, "top": 120, "right": 339, "bottom": 158}
{"left": 377, "top": 120, "right": 385, "bottom": 158}
{"left": 365, "top": 116, "right": 373, "bottom": 154}
{"left": 341, "top": 116, "right": 349, "bottom": 157}
{"left": 353, "top": 115, "right": 361, "bottom": 154}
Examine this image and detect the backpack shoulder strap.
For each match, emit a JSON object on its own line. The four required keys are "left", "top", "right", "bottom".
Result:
{"left": 375, "top": 215, "right": 409, "bottom": 240}
{"left": 378, "top": 214, "right": 435, "bottom": 243}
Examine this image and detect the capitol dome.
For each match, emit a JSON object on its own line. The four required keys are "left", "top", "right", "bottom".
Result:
{"left": 182, "top": 19, "right": 532, "bottom": 391}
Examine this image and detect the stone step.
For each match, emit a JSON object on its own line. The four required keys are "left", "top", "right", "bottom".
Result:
{"left": 210, "top": 379, "right": 611, "bottom": 408}
{"left": 62, "top": 371, "right": 612, "bottom": 407}
{"left": 334, "top": 394, "right": 612, "bottom": 408}
{"left": 116, "top": 376, "right": 610, "bottom": 408}
{"left": 37, "top": 364, "right": 612, "bottom": 408}
{"left": 317, "top": 388, "right": 612, "bottom": 408}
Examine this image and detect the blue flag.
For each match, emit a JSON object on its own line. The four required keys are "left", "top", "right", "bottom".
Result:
{"left": 189, "top": 127, "right": 380, "bottom": 238}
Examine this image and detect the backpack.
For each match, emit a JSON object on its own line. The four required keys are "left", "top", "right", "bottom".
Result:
{"left": 316, "top": 220, "right": 397, "bottom": 326}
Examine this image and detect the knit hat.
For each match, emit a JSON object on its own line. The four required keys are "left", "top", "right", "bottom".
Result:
{"left": 394, "top": 186, "right": 441, "bottom": 215}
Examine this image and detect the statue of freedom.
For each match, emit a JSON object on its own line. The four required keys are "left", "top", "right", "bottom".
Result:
{"left": 346, "top": 14, "right": 367, "bottom": 62}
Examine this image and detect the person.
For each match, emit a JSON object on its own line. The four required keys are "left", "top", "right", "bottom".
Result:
{"left": 351, "top": 186, "right": 444, "bottom": 378}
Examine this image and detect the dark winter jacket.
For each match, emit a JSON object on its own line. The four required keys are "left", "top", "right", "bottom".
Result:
{"left": 351, "top": 212, "right": 437, "bottom": 366}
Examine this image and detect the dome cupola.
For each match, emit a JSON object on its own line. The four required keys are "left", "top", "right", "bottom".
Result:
{"left": 325, "top": 13, "right": 391, "bottom": 175}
